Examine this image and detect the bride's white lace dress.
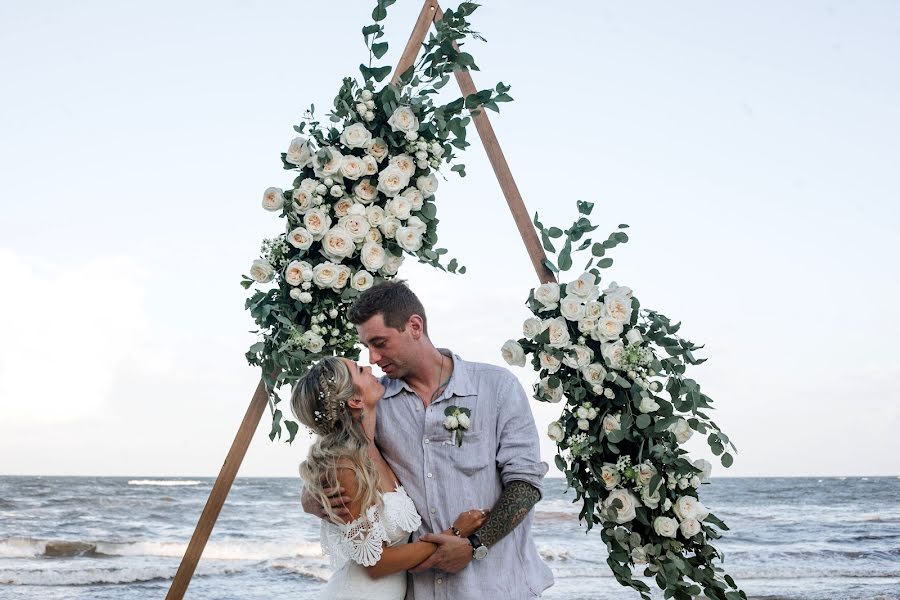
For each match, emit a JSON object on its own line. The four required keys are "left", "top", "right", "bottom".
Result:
{"left": 318, "top": 485, "right": 422, "bottom": 599}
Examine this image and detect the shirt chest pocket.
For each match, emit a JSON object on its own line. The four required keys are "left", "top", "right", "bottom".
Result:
{"left": 444, "top": 433, "right": 492, "bottom": 476}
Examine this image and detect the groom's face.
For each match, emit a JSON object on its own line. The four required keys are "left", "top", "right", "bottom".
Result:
{"left": 356, "top": 312, "right": 416, "bottom": 380}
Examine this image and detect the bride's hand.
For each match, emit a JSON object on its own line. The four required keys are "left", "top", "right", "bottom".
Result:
{"left": 452, "top": 508, "right": 490, "bottom": 538}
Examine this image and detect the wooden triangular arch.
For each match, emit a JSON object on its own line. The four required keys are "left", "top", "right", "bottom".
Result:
{"left": 166, "top": 1, "right": 553, "bottom": 597}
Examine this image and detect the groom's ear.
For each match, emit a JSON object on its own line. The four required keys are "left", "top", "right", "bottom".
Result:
{"left": 407, "top": 315, "right": 424, "bottom": 340}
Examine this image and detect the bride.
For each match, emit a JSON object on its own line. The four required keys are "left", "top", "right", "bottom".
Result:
{"left": 291, "top": 356, "right": 488, "bottom": 599}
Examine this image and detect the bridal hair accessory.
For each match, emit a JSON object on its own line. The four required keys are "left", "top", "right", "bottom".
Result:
{"left": 313, "top": 373, "right": 346, "bottom": 433}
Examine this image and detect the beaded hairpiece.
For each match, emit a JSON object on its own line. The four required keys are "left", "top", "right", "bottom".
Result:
{"left": 312, "top": 371, "right": 346, "bottom": 434}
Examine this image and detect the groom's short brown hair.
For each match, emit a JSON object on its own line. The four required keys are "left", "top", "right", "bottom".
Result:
{"left": 348, "top": 280, "right": 428, "bottom": 336}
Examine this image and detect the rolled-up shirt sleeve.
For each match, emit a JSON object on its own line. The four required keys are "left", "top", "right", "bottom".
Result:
{"left": 494, "top": 372, "right": 549, "bottom": 496}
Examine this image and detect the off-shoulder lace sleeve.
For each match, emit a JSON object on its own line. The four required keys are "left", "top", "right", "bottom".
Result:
{"left": 320, "top": 504, "right": 389, "bottom": 568}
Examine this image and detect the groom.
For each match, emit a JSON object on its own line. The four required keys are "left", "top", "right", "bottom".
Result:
{"left": 303, "top": 280, "right": 553, "bottom": 599}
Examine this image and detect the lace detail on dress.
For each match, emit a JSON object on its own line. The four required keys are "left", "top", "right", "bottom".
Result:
{"left": 319, "top": 487, "right": 421, "bottom": 570}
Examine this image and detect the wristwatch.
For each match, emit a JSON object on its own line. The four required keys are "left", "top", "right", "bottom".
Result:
{"left": 467, "top": 533, "right": 488, "bottom": 560}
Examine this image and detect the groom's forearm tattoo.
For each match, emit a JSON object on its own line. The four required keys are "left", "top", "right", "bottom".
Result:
{"left": 477, "top": 480, "right": 541, "bottom": 548}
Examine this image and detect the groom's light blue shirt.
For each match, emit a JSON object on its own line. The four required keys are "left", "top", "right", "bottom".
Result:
{"left": 376, "top": 350, "right": 554, "bottom": 600}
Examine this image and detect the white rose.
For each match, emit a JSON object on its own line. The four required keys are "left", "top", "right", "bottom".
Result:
{"left": 560, "top": 296, "right": 587, "bottom": 321}
{"left": 249, "top": 259, "right": 274, "bottom": 283}
{"left": 538, "top": 377, "right": 563, "bottom": 403}
{"left": 405, "top": 130, "right": 418, "bottom": 141}
{"left": 299, "top": 178, "right": 318, "bottom": 192}
{"left": 654, "top": 516, "right": 678, "bottom": 538}
{"left": 604, "top": 281, "right": 633, "bottom": 298}
{"left": 405, "top": 215, "right": 427, "bottom": 234}
{"left": 285, "top": 137, "right": 312, "bottom": 167}
{"left": 641, "top": 486, "right": 661, "bottom": 510}
{"left": 673, "top": 496, "right": 708, "bottom": 522}
{"left": 539, "top": 351, "right": 561, "bottom": 374}
{"left": 367, "top": 138, "right": 389, "bottom": 161}
{"left": 352, "top": 178, "right": 379, "bottom": 204}
{"left": 387, "top": 106, "right": 420, "bottom": 133}
{"left": 501, "top": 340, "right": 527, "bottom": 367}
{"left": 356, "top": 102, "right": 367, "bottom": 114}
{"left": 581, "top": 362, "right": 607, "bottom": 386}
{"left": 381, "top": 217, "right": 401, "bottom": 239}
{"left": 567, "top": 272, "right": 598, "bottom": 299}
{"left": 312, "top": 147, "right": 343, "bottom": 177}
{"left": 431, "top": 142, "right": 443, "bottom": 156}
{"left": 631, "top": 546, "right": 648, "bottom": 564}
{"left": 600, "top": 463, "right": 620, "bottom": 490}
{"left": 286, "top": 226, "right": 314, "bottom": 251}
{"left": 690, "top": 476, "right": 701, "bottom": 489}
{"left": 261, "top": 187, "right": 285, "bottom": 212}
{"left": 604, "top": 294, "right": 633, "bottom": 323}
{"left": 577, "top": 418, "right": 590, "bottom": 431}
{"left": 381, "top": 254, "right": 404, "bottom": 276}
{"left": 351, "top": 269, "right": 375, "bottom": 292}
{"left": 377, "top": 166, "right": 410, "bottom": 197}
{"left": 603, "top": 489, "right": 640, "bottom": 524}
{"left": 365, "top": 205, "right": 386, "bottom": 228}
{"left": 639, "top": 396, "right": 660, "bottom": 413}
{"left": 663, "top": 498, "right": 672, "bottom": 512}
{"left": 365, "top": 228, "right": 383, "bottom": 244}
{"left": 395, "top": 227, "right": 424, "bottom": 252}
{"left": 333, "top": 265, "right": 351, "bottom": 290}
{"left": 333, "top": 197, "right": 354, "bottom": 217}
{"left": 339, "top": 123, "right": 372, "bottom": 149}
{"left": 303, "top": 209, "right": 332, "bottom": 240}
{"left": 596, "top": 317, "right": 624, "bottom": 342}
{"left": 312, "top": 262, "right": 339, "bottom": 288}
{"left": 390, "top": 154, "right": 416, "bottom": 179}
{"left": 339, "top": 214, "right": 371, "bottom": 241}
{"left": 361, "top": 89, "right": 373, "bottom": 101}
{"left": 668, "top": 418, "right": 693, "bottom": 444}
{"left": 626, "top": 329, "right": 643, "bottom": 345}
{"left": 680, "top": 518, "right": 702, "bottom": 538}
{"left": 340, "top": 155, "right": 366, "bottom": 180}
{"left": 523, "top": 318, "right": 544, "bottom": 339}
{"left": 284, "top": 260, "right": 306, "bottom": 286}
{"left": 329, "top": 185, "right": 344, "bottom": 198}
{"left": 547, "top": 421, "right": 565, "bottom": 442}
{"left": 320, "top": 227, "right": 356, "bottom": 262}
{"left": 303, "top": 332, "right": 324, "bottom": 353}
{"left": 604, "top": 388, "right": 616, "bottom": 400}
{"left": 587, "top": 407, "right": 598, "bottom": 420}
{"left": 291, "top": 188, "right": 314, "bottom": 213}
{"left": 602, "top": 413, "right": 621, "bottom": 434}
{"left": 360, "top": 241, "right": 387, "bottom": 271}
{"left": 443, "top": 415, "right": 459, "bottom": 430}
{"left": 534, "top": 283, "right": 560, "bottom": 311}
{"left": 415, "top": 150, "right": 428, "bottom": 160}
{"left": 601, "top": 340, "right": 625, "bottom": 370}
{"left": 693, "top": 459, "right": 713, "bottom": 482}
{"left": 562, "top": 345, "right": 593, "bottom": 369}
{"left": 385, "top": 196, "right": 412, "bottom": 220}
{"left": 636, "top": 463, "right": 658, "bottom": 489}
{"left": 546, "top": 317, "right": 571, "bottom": 348}
{"left": 576, "top": 407, "right": 589, "bottom": 420}
{"left": 400, "top": 187, "right": 424, "bottom": 210}
{"left": 415, "top": 173, "right": 439, "bottom": 197}
{"left": 584, "top": 301, "right": 604, "bottom": 320}
{"left": 361, "top": 155, "right": 379, "bottom": 176}
{"left": 457, "top": 413, "right": 471, "bottom": 430}
{"left": 678, "top": 477, "right": 691, "bottom": 490}
{"left": 578, "top": 318, "right": 598, "bottom": 335}
{"left": 289, "top": 287, "right": 304, "bottom": 301}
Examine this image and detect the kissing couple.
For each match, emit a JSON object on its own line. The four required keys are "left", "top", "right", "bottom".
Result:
{"left": 294, "top": 281, "right": 554, "bottom": 599}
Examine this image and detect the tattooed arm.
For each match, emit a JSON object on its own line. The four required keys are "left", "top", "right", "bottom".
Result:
{"left": 474, "top": 480, "right": 541, "bottom": 547}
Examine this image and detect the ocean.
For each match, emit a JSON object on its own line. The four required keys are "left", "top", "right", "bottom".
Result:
{"left": 0, "top": 476, "right": 897, "bottom": 599}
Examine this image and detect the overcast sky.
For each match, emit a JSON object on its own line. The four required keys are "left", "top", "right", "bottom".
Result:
{"left": 1, "top": 0, "right": 898, "bottom": 479}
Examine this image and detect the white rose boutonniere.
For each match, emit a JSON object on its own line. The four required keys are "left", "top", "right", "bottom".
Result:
{"left": 443, "top": 405, "right": 471, "bottom": 446}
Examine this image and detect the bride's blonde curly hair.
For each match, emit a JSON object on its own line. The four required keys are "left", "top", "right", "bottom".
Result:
{"left": 291, "top": 356, "right": 381, "bottom": 523}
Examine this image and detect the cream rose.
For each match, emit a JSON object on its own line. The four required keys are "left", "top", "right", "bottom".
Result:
{"left": 360, "top": 241, "right": 387, "bottom": 271}
{"left": 600, "top": 463, "right": 620, "bottom": 490}
{"left": 601, "top": 340, "right": 625, "bottom": 370}
{"left": 603, "top": 489, "right": 640, "bottom": 524}
{"left": 584, "top": 301, "right": 604, "bottom": 320}
{"left": 340, "top": 155, "right": 366, "bottom": 180}
{"left": 385, "top": 196, "right": 412, "bottom": 220}
{"left": 381, "top": 253, "right": 404, "bottom": 276}
{"left": 547, "top": 421, "right": 565, "bottom": 442}
{"left": 539, "top": 351, "right": 561, "bottom": 374}
{"left": 380, "top": 217, "right": 401, "bottom": 239}
{"left": 596, "top": 317, "right": 624, "bottom": 342}
{"left": 320, "top": 227, "right": 355, "bottom": 262}
{"left": 680, "top": 518, "right": 701, "bottom": 538}
{"left": 537, "top": 377, "right": 563, "bottom": 403}
{"left": 365, "top": 205, "right": 386, "bottom": 227}
{"left": 567, "top": 272, "right": 598, "bottom": 299}
{"left": 673, "top": 496, "right": 708, "bottom": 522}
{"left": 390, "top": 154, "right": 416, "bottom": 178}
{"left": 561, "top": 345, "right": 593, "bottom": 369}
{"left": 415, "top": 173, "right": 439, "bottom": 197}
{"left": 395, "top": 227, "right": 423, "bottom": 252}
{"left": 285, "top": 137, "right": 312, "bottom": 167}
{"left": 626, "top": 328, "right": 643, "bottom": 345}
{"left": 339, "top": 214, "right": 370, "bottom": 241}
{"left": 312, "top": 262, "right": 338, "bottom": 288}
{"left": 400, "top": 187, "right": 424, "bottom": 210}
{"left": 501, "top": 340, "right": 526, "bottom": 367}
{"left": 604, "top": 293, "right": 633, "bottom": 323}
{"left": 287, "top": 226, "right": 313, "bottom": 250}
{"left": 303, "top": 209, "right": 332, "bottom": 240}
{"left": 405, "top": 215, "right": 427, "bottom": 234}
{"left": 387, "top": 106, "right": 419, "bottom": 133}
{"left": 292, "top": 188, "right": 314, "bottom": 213}
{"left": 351, "top": 269, "right": 374, "bottom": 292}
{"left": 361, "top": 154, "right": 379, "bottom": 176}
{"left": 668, "top": 418, "right": 693, "bottom": 444}
{"left": 578, "top": 318, "right": 598, "bottom": 336}
{"left": 560, "top": 296, "right": 587, "bottom": 321}
{"left": 377, "top": 166, "right": 410, "bottom": 197}
{"left": 654, "top": 516, "right": 678, "bottom": 538}
{"left": 581, "top": 362, "right": 607, "bottom": 386}
{"left": 523, "top": 317, "right": 544, "bottom": 339}
{"left": 312, "top": 147, "right": 343, "bottom": 177}
{"left": 636, "top": 463, "right": 658, "bottom": 488}
{"left": 534, "top": 283, "right": 560, "bottom": 311}
{"left": 284, "top": 261, "right": 306, "bottom": 286}
{"left": 339, "top": 123, "right": 372, "bottom": 149}
{"left": 639, "top": 396, "right": 660, "bottom": 413}
{"left": 546, "top": 317, "right": 571, "bottom": 348}
{"left": 604, "top": 281, "right": 633, "bottom": 298}
{"left": 261, "top": 187, "right": 285, "bottom": 212}
{"left": 353, "top": 178, "right": 379, "bottom": 204}
{"left": 333, "top": 197, "right": 354, "bottom": 218}
{"left": 333, "top": 265, "right": 351, "bottom": 289}
{"left": 367, "top": 138, "right": 389, "bottom": 161}
{"left": 641, "top": 486, "right": 661, "bottom": 509}
{"left": 249, "top": 259, "right": 274, "bottom": 283}
{"left": 602, "top": 413, "right": 621, "bottom": 435}
{"left": 693, "top": 459, "right": 713, "bottom": 482}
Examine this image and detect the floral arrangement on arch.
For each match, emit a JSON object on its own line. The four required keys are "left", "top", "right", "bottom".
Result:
{"left": 242, "top": 1, "right": 512, "bottom": 441}
{"left": 501, "top": 202, "right": 746, "bottom": 600}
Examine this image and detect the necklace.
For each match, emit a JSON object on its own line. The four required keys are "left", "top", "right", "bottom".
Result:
{"left": 429, "top": 354, "right": 452, "bottom": 404}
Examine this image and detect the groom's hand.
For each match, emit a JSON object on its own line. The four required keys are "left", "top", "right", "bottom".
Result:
{"left": 411, "top": 533, "right": 472, "bottom": 574}
{"left": 300, "top": 486, "right": 351, "bottom": 519}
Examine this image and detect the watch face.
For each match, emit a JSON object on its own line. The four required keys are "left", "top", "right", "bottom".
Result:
{"left": 474, "top": 545, "right": 489, "bottom": 560}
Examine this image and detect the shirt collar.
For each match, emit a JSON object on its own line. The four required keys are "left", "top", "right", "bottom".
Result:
{"left": 380, "top": 349, "right": 477, "bottom": 401}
